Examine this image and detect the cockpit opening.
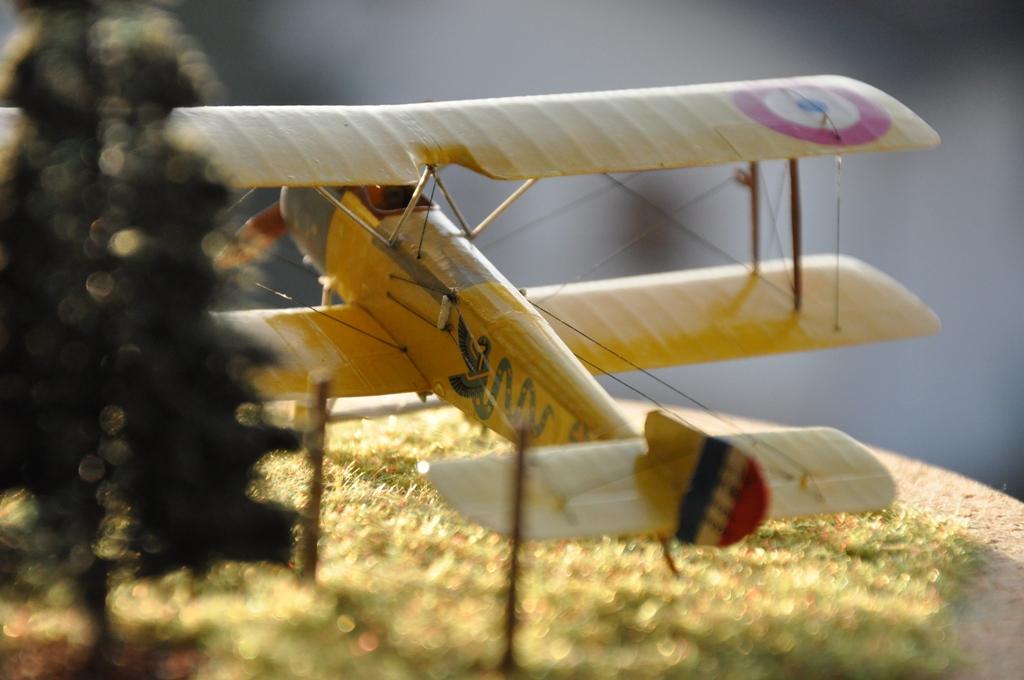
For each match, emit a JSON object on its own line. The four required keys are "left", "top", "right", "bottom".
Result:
{"left": 361, "top": 184, "right": 432, "bottom": 215}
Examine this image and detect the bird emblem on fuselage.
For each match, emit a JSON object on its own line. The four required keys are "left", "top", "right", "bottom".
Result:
{"left": 448, "top": 316, "right": 491, "bottom": 398}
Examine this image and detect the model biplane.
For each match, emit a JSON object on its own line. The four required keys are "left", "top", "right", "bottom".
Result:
{"left": 168, "top": 75, "right": 938, "bottom": 548}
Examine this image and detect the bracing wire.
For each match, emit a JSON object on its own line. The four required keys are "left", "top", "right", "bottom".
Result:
{"left": 249, "top": 281, "right": 406, "bottom": 352}
{"left": 221, "top": 187, "right": 257, "bottom": 218}
{"left": 761, "top": 161, "right": 796, "bottom": 292}
{"left": 482, "top": 180, "right": 626, "bottom": 251}
{"left": 530, "top": 300, "right": 818, "bottom": 491}
{"left": 416, "top": 180, "right": 439, "bottom": 259}
{"left": 602, "top": 173, "right": 741, "bottom": 267}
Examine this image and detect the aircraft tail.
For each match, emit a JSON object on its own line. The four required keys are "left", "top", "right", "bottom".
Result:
{"left": 423, "top": 409, "right": 892, "bottom": 546}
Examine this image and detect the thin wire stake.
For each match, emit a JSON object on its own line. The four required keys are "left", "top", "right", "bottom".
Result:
{"left": 502, "top": 426, "right": 529, "bottom": 673}
{"left": 301, "top": 378, "right": 330, "bottom": 581}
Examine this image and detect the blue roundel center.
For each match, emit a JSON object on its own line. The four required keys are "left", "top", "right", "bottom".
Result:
{"left": 797, "top": 97, "right": 829, "bottom": 114}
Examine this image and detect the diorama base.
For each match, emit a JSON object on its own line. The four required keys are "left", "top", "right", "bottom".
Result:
{"left": 613, "top": 401, "right": 1024, "bottom": 680}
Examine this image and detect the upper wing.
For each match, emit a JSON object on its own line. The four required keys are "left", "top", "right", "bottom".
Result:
{"left": 166, "top": 75, "right": 938, "bottom": 188}
{"left": 216, "top": 304, "right": 429, "bottom": 400}
{"left": 525, "top": 254, "right": 939, "bottom": 373}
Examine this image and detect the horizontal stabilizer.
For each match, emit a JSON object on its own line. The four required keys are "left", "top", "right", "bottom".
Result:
{"left": 721, "top": 427, "right": 896, "bottom": 519}
{"left": 424, "top": 410, "right": 893, "bottom": 544}
{"left": 424, "top": 438, "right": 657, "bottom": 541}
{"left": 216, "top": 305, "right": 429, "bottom": 400}
{"left": 527, "top": 255, "right": 939, "bottom": 373}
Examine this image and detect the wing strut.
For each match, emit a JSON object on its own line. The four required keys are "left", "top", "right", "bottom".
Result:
{"left": 429, "top": 168, "right": 473, "bottom": 237}
{"left": 722, "top": 157, "right": 806, "bottom": 310}
{"left": 736, "top": 161, "right": 761, "bottom": 272}
{"left": 394, "top": 166, "right": 537, "bottom": 242}
{"left": 750, "top": 161, "right": 760, "bottom": 271}
{"left": 789, "top": 158, "right": 802, "bottom": 311}
{"left": 469, "top": 179, "right": 537, "bottom": 238}
{"left": 314, "top": 186, "right": 387, "bottom": 246}
{"left": 314, "top": 165, "right": 536, "bottom": 247}
{"left": 387, "top": 165, "right": 435, "bottom": 245}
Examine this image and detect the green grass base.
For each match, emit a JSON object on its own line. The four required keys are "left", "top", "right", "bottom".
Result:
{"left": 2, "top": 407, "right": 983, "bottom": 679}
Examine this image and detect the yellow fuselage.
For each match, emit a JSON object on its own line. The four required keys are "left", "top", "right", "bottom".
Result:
{"left": 281, "top": 186, "right": 638, "bottom": 446}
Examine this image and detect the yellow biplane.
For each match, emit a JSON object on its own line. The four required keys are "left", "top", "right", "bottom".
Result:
{"left": 173, "top": 75, "right": 939, "bottom": 548}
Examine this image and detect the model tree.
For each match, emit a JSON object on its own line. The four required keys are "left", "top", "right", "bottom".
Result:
{"left": 0, "top": 0, "right": 297, "bottom": 670}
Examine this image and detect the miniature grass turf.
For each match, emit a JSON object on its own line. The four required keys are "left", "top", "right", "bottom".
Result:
{"left": 1, "top": 407, "right": 983, "bottom": 679}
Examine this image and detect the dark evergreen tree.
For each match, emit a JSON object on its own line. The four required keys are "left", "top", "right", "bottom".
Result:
{"left": 0, "top": 1, "right": 114, "bottom": 639}
{"left": 0, "top": 0, "right": 298, "bottom": 670}
{"left": 91, "top": 2, "right": 298, "bottom": 577}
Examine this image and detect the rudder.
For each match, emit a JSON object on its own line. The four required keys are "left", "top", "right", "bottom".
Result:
{"left": 642, "top": 411, "right": 769, "bottom": 547}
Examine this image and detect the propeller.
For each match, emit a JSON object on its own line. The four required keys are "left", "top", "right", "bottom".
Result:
{"left": 214, "top": 201, "right": 288, "bottom": 270}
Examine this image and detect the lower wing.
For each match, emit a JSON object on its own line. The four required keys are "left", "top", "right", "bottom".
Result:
{"left": 216, "top": 304, "right": 429, "bottom": 400}
{"left": 525, "top": 255, "right": 938, "bottom": 373}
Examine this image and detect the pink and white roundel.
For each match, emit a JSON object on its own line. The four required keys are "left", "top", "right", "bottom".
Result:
{"left": 733, "top": 80, "right": 892, "bottom": 146}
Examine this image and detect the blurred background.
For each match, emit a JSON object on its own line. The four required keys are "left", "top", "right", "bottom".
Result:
{"left": 2, "top": 1, "right": 1022, "bottom": 498}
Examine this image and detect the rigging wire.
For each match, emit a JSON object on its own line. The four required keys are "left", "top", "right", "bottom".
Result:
{"left": 248, "top": 280, "right": 406, "bottom": 352}
{"left": 221, "top": 187, "right": 257, "bottom": 218}
{"left": 531, "top": 300, "right": 818, "bottom": 491}
{"left": 762, "top": 161, "right": 796, "bottom": 292}
{"left": 416, "top": 179, "right": 439, "bottom": 259}
{"left": 531, "top": 300, "right": 718, "bottom": 419}
{"left": 494, "top": 171, "right": 762, "bottom": 307}
{"left": 602, "top": 173, "right": 741, "bottom": 268}
{"left": 506, "top": 170, "right": 793, "bottom": 305}
{"left": 481, "top": 179, "right": 627, "bottom": 251}
{"left": 385, "top": 291, "right": 438, "bottom": 329}
{"left": 783, "top": 87, "right": 842, "bottom": 141}
{"left": 389, "top": 273, "right": 452, "bottom": 297}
